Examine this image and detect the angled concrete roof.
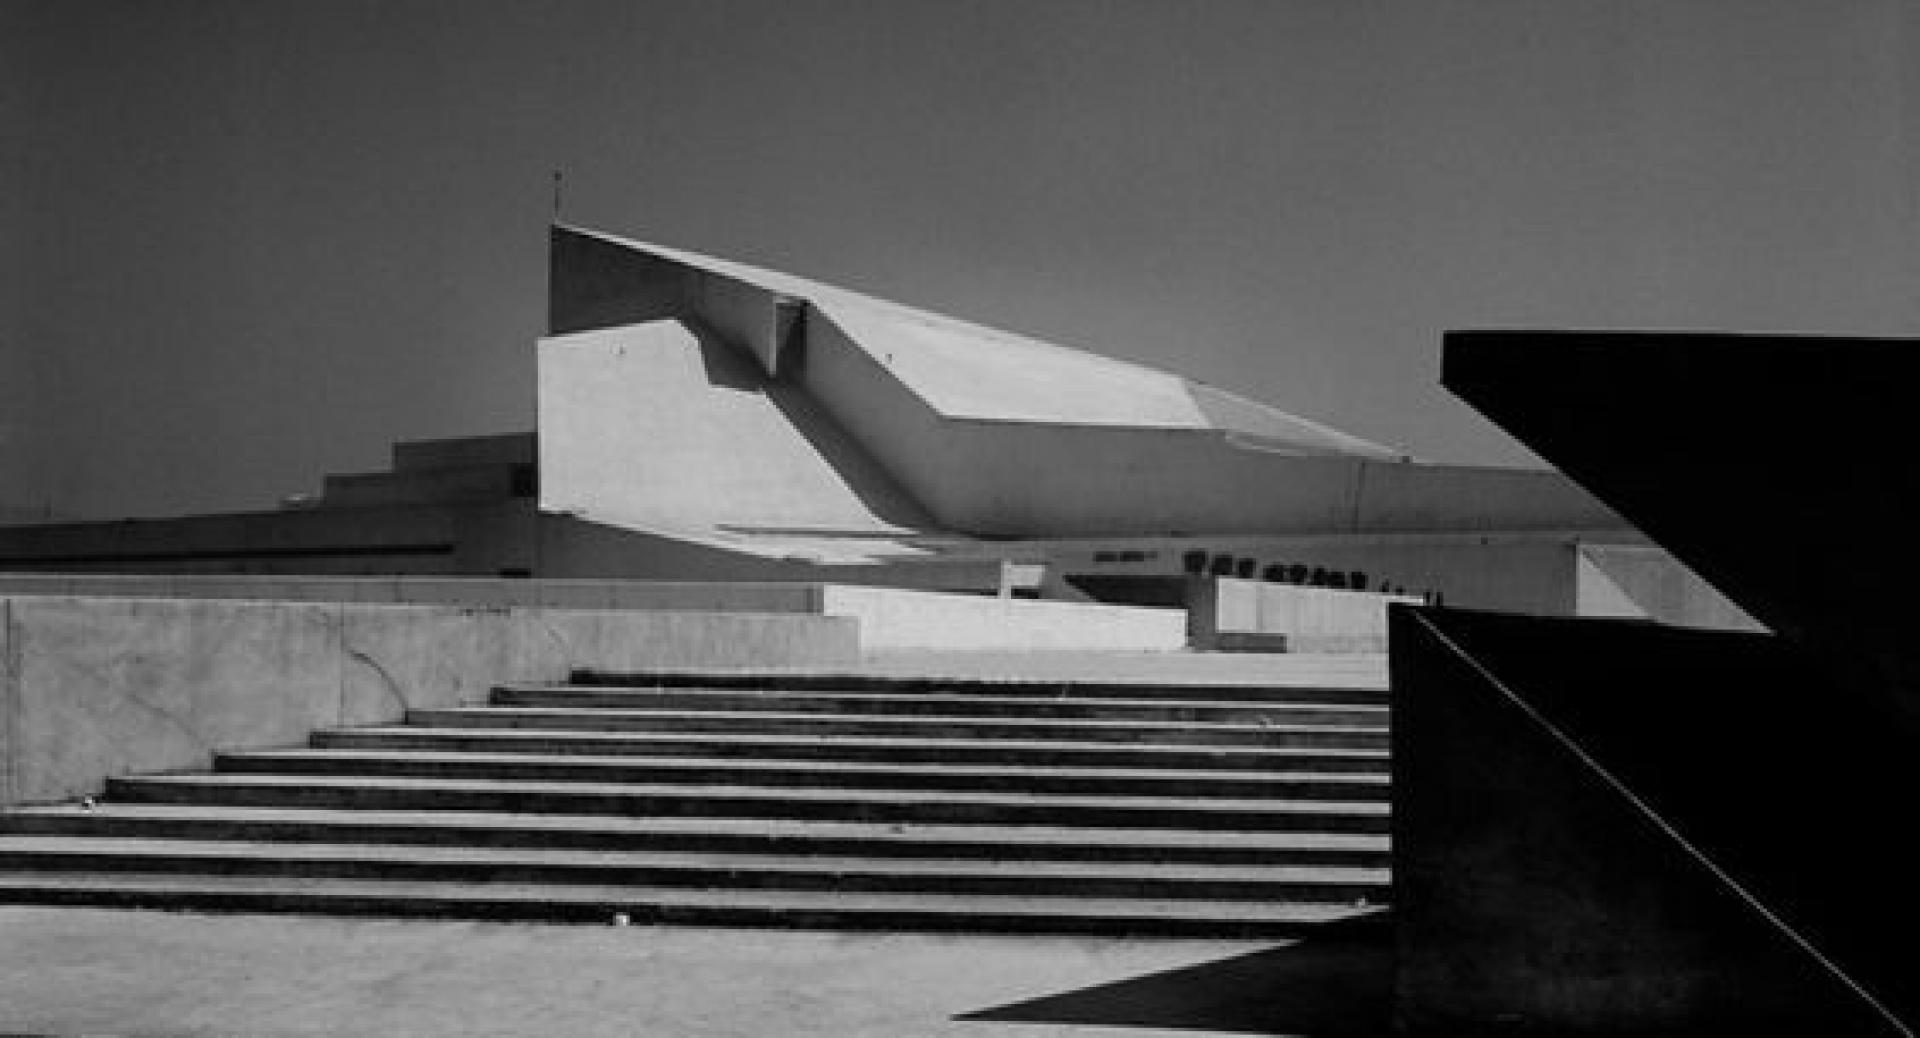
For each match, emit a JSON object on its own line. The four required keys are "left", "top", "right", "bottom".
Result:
{"left": 541, "top": 226, "right": 1617, "bottom": 552}
{"left": 562, "top": 227, "right": 1405, "bottom": 459}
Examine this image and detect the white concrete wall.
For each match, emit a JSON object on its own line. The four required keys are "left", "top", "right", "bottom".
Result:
{"left": 0, "top": 595, "right": 858, "bottom": 806}
{"left": 1204, "top": 579, "right": 1419, "bottom": 652}
{"left": 536, "top": 321, "right": 929, "bottom": 554}
{"left": 818, "top": 584, "right": 1184, "bottom": 652}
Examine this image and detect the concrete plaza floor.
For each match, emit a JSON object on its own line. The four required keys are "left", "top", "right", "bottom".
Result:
{"left": 0, "top": 907, "right": 1390, "bottom": 1037}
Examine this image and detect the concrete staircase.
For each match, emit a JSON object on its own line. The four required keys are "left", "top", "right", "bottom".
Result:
{"left": 0, "top": 668, "right": 1390, "bottom": 936}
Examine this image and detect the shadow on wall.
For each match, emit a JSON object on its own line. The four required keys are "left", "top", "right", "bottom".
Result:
{"left": 957, "top": 914, "right": 1392, "bottom": 1037}
{"left": 688, "top": 315, "right": 943, "bottom": 532}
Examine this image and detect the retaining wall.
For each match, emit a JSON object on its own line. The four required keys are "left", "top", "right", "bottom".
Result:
{"left": 0, "top": 595, "right": 857, "bottom": 806}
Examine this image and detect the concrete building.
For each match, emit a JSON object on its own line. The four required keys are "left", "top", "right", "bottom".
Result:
{"left": 0, "top": 225, "right": 1750, "bottom": 631}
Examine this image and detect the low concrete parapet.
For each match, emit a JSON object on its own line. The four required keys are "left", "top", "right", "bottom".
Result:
{"left": 0, "top": 575, "right": 1191, "bottom": 653}
{"left": 818, "top": 585, "right": 1186, "bottom": 652}
{"left": 0, "top": 595, "right": 857, "bottom": 806}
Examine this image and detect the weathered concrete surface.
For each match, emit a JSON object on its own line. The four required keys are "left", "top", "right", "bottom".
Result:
{"left": 819, "top": 584, "right": 1184, "bottom": 652}
{"left": 0, "top": 595, "right": 856, "bottom": 805}
{"left": 1391, "top": 605, "right": 1914, "bottom": 1036}
{"left": 0, "top": 908, "right": 1382, "bottom": 1038}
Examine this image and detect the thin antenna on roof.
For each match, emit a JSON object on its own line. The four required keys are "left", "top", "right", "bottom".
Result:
{"left": 551, "top": 169, "right": 564, "bottom": 222}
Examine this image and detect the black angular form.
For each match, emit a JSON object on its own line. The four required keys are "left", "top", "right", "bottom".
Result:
{"left": 1392, "top": 605, "right": 1913, "bottom": 1037}
{"left": 1399, "top": 330, "right": 1920, "bottom": 1036}
{"left": 1443, "top": 330, "right": 1920, "bottom": 731}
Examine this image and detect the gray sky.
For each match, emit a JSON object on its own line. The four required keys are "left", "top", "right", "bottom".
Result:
{"left": 5, "top": 0, "right": 1917, "bottom": 520}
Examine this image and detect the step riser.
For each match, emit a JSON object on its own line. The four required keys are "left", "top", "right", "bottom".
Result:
{"left": 406, "top": 710, "right": 1388, "bottom": 750}
{"left": 567, "top": 671, "right": 1389, "bottom": 706}
{"left": 0, "top": 816, "right": 1390, "bottom": 868}
{"left": 492, "top": 689, "right": 1387, "bottom": 727}
{"left": 313, "top": 730, "right": 1391, "bottom": 774}
{"left": 105, "top": 780, "right": 1390, "bottom": 834}
{"left": 216, "top": 755, "right": 1389, "bottom": 802}
{"left": 0, "top": 885, "right": 1367, "bottom": 937}
{"left": 0, "top": 853, "right": 1388, "bottom": 903}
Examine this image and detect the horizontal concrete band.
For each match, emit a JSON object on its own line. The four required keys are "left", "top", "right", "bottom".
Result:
{"left": 0, "top": 574, "right": 829, "bottom": 613}
{"left": 0, "top": 575, "right": 1195, "bottom": 652}
{"left": 0, "top": 595, "right": 858, "bottom": 807}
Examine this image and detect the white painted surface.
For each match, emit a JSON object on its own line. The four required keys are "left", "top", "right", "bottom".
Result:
{"left": 819, "top": 584, "right": 1185, "bottom": 652}
{"left": 537, "top": 322, "right": 938, "bottom": 563}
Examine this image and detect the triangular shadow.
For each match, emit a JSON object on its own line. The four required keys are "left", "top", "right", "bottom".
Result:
{"left": 956, "top": 914, "right": 1392, "bottom": 1037}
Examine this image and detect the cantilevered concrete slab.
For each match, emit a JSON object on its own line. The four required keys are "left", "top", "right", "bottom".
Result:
{"left": 542, "top": 227, "right": 1623, "bottom": 562}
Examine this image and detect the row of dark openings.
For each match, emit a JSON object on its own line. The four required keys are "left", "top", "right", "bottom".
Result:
{"left": 1179, "top": 550, "right": 1411, "bottom": 594}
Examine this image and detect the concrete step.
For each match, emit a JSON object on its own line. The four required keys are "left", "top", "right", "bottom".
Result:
{"left": 490, "top": 684, "right": 1388, "bottom": 726}
{"left": 405, "top": 707, "right": 1388, "bottom": 750}
{"left": 216, "top": 749, "right": 1390, "bottom": 802}
{"left": 313, "top": 726, "right": 1392, "bottom": 774}
{"left": 0, "top": 805, "right": 1392, "bottom": 867}
{"left": 567, "top": 668, "right": 1390, "bottom": 705}
{"left": 104, "top": 774, "right": 1391, "bottom": 833}
{"left": 0, "top": 837, "right": 1389, "bottom": 903}
{"left": 0, "top": 873, "right": 1384, "bottom": 936}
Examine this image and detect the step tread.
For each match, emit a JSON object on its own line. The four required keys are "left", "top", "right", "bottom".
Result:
{"left": 566, "top": 669, "right": 1390, "bottom": 697}
{"left": 500, "top": 685, "right": 1391, "bottom": 714}
{"left": 113, "top": 773, "right": 1391, "bottom": 814}
{"left": 329, "top": 726, "right": 1390, "bottom": 762}
{"left": 0, "top": 836, "right": 1390, "bottom": 883}
{"left": 416, "top": 706, "right": 1389, "bottom": 735}
{"left": 226, "top": 748, "right": 1391, "bottom": 786}
{"left": 0, "top": 872, "right": 1384, "bottom": 923}
{"left": 2, "top": 804, "right": 1391, "bottom": 850}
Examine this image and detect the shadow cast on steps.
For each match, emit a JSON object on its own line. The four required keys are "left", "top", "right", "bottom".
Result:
{"left": 955, "top": 914, "right": 1392, "bottom": 1037}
